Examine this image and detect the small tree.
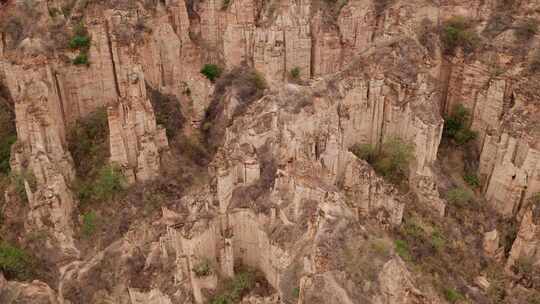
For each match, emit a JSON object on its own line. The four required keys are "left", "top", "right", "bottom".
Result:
{"left": 201, "top": 64, "right": 222, "bottom": 82}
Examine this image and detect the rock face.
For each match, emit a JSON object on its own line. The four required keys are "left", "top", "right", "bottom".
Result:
{"left": 2, "top": 63, "right": 79, "bottom": 260}
{"left": 107, "top": 65, "right": 169, "bottom": 183}
{"left": 1, "top": 0, "right": 540, "bottom": 303}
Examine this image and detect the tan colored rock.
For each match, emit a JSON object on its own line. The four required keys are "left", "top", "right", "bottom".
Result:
{"left": 107, "top": 65, "right": 168, "bottom": 183}
{"left": 474, "top": 276, "right": 490, "bottom": 291}
{"left": 1, "top": 63, "right": 79, "bottom": 259}
{"left": 506, "top": 202, "right": 540, "bottom": 270}
{"left": 0, "top": 274, "right": 59, "bottom": 304}
{"left": 483, "top": 229, "right": 502, "bottom": 259}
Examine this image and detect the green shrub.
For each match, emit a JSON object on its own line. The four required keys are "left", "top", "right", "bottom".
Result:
{"left": 201, "top": 64, "right": 222, "bottom": 82}
{"left": 514, "top": 19, "right": 538, "bottom": 41}
{"left": 430, "top": 230, "right": 446, "bottom": 251}
{"left": 76, "top": 165, "right": 126, "bottom": 204}
{"left": 290, "top": 67, "right": 301, "bottom": 79}
{"left": 350, "top": 139, "right": 414, "bottom": 186}
{"left": 443, "top": 104, "right": 477, "bottom": 145}
{"left": 373, "top": 138, "right": 414, "bottom": 185}
{"left": 69, "top": 35, "right": 91, "bottom": 49}
{"left": 192, "top": 259, "right": 212, "bottom": 277}
{"left": 443, "top": 104, "right": 469, "bottom": 137}
{"left": 0, "top": 241, "right": 33, "bottom": 280}
{"left": 446, "top": 187, "right": 474, "bottom": 207}
{"left": 395, "top": 239, "right": 411, "bottom": 261}
{"left": 464, "top": 173, "right": 480, "bottom": 188}
{"left": 350, "top": 143, "right": 377, "bottom": 163}
{"left": 210, "top": 268, "right": 257, "bottom": 303}
{"left": 292, "top": 287, "right": 300, "bottom": 298}
{"left": 444, "top": 288, "right": 464, "bottom": 303}
{"left": 92, "top": 165, "right": 126, "bottom": 202}
{"left": 73, "top": 53, "right": 89, "bottom": 65}
{"left": 441, "top": 16, "right": 480, "bottom": 55}
{"left": 81, "top": 211, "right": 97, "bottom": 237}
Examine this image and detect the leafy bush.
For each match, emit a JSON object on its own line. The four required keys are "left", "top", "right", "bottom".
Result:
{"left": 76, "top": 165, "right": 126, "bottom": 204}
{"left": 464, "top": 173, "right": 480, "bottom": 188}
{"left": 92, "top": 165, "right": 126, "bottom": 202}
{"left": 69, "top": 35, "right": 91, "bottom": 49}
{"left": 351, "top": 139, "right": 414, "bottom": 186}
{"left": 73, "top": 53, "right": 89, "bottom": 65}
{"left": 514, "top": 19, "right": 538, "bottom": 41}
{"left": 394, "top": 239, "right": 411, "bottom": 261}
{"left": 69, "top": 23, "right": 91, "bottom": 66}
{"left": 350, "top": 143, "right": 376, "bottom": 163}
{"left": 441, "top": 16, "right": 480, "bottom": 55}
{"left": 430, "top": 230, "right": 446, "bottom": 251}
{"left": 446, "top": 187, "right": 474, "bottom": 207}
{"left": 0, "top": 241, "right": 33, "bottom": 280}
{"left": 81, "top": 211, "right": 97, "bottom": 237}
{"left": 201, "top": 64, "right": 222, "bottom": 82}
{"left": 210, "top": 268, "right": 258, "bottom": 303}
{"left": 444, "top": 288, "right": 464, "bottom": 303}
{"left": 290, "top": 67, "right": 301, "bottom": 80}
{"left": 374, "top": 139, "right": 414, "bottom": 184}
{"left": 193, "top": 259, "right": 212, "bottom": 277}
{"left": 443, "top": 104, "right": 477, "bottom": 145}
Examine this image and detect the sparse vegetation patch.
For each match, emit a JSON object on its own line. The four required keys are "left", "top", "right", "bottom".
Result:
{"left": 443, "top": 104, "right": 477, "bottom": 145}
{"left": 201, "top": 64, "right": 222, "bottom": 82}
{"left": 350, "top": 138, "right": 414, "bottom": 187}
{"left": 210, "top": 266, "right": 270, "bottom": 304}
{"left": 0, "top": 241, "right": 33, "bottom": 280}
{"left": 441, "top": 16, "right": 480, "bottom": 55}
